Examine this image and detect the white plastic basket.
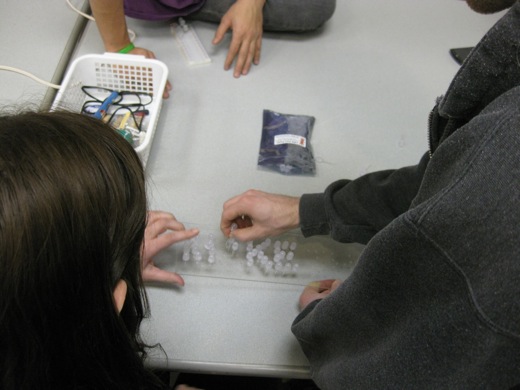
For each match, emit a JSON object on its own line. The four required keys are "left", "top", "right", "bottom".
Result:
{"left": 51, "top": 53, "right": 168, "bottom": 166}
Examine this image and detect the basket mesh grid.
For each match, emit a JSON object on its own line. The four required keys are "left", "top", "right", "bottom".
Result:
{"left": 94, "top": 61, "right": 155, "bottom": 94}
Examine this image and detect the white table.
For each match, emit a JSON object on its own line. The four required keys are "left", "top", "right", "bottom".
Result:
{"left": 66, "top": 0, "right": 504, "bottom": 379}
{"left": 0, "top": 0, "right": 89, "bottom": 109}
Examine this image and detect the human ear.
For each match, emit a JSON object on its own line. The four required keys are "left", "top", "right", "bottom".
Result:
{"left": 113, "top": 279, "right": 128, "bottom": 313}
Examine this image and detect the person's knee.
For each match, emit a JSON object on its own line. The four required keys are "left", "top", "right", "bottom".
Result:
{"left": 313, "top": 0, "right": 336, "bottom": 29}
{"left": 298, "top": 0, "right": 336, "bottom": 31}
{"left": 263, "top": 0, "right": 336, "bottom": 32}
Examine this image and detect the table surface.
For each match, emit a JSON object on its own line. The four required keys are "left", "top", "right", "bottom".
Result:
{"left": 0, "top": 0, "right": 87, "bottom": 108}
{"left": 4, "top": 0, "right": 505, "bottom": 379}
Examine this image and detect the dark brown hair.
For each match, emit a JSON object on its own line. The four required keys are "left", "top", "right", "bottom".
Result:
{"left": 0, "top": 110, "right": 166, "bottom": 389}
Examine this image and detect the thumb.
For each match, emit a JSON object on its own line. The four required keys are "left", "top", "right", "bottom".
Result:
{"left": 143, "top": 267, "right": 185, "bottom": 286}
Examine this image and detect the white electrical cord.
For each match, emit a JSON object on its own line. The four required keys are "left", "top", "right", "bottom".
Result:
{"left": 0, "top": 1, "right": 138, "bottom": 90}
{"left": 0, "top": 65, "right": 61, "bottom": 89}
{"left": 65, "top": 0, "right": 94, "bottom": 21}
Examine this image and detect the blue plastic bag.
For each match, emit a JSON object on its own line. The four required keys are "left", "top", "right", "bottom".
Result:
{"left": 257, "top": 110, "right": 316, "bottom": 175}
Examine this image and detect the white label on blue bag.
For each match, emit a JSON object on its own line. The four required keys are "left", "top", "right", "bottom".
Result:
{"left": 274, "top": 134, "right": 307, "bottom": 148}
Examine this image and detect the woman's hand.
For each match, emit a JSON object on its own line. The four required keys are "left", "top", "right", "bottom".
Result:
{"left": 141, "top": 211, "right": 199, "bottom": 285}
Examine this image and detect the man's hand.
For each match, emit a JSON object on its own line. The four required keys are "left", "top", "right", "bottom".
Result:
{"left": 220, "top": 189, "right": 300, "bottom": 242}
{"left": 212, "top": 0, "right": 266, "bottom": 78}
{"left": 299, "top": 279, "right": 343, "bottom": 311}
{"left": 141, "top": 211, "right": 199, "bottom": 285}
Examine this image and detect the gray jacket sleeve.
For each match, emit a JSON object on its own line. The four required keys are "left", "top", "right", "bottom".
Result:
{"left": 299, "top": 152, "right": 430, "bottom": 244}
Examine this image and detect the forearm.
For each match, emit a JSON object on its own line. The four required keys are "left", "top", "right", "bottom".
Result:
{"left": 300, "top": 152, "right": 430, "bottom": 244}
{"left": 89, "top": 0, "right": 130, "bottom": 52}
{"left": 236, "top": 0, "right": 266, "bottom": 8}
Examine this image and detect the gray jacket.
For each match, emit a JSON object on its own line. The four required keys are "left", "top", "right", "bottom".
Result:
{"left": 292, "top": 3, "right": 520, "bottom": 389}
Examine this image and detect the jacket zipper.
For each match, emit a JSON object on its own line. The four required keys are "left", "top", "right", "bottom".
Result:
{"left": 427, "top": 108, "right": 434, "bottom": 159}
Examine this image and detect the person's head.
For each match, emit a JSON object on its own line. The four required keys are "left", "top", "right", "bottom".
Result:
{"left": 0, "top": 110, "right": 165, "bottom": 389}
{"left": 466, "top": 0, "right": 517, "bottom": 13}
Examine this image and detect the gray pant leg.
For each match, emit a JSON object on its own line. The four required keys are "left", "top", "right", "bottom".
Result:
{"left": 190, "top": 0, "right": 336, "bottom": 32}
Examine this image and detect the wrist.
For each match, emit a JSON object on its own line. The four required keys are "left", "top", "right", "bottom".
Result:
{"left": 103, "top": 35, "right": 132, "bottom": 52}
{"left": 292, "top": 197, "right": 301, "bottom": 228}
{"left": 237, "top": 0, "right": 266, "bottom": 7}
{"left": 283, "top": 196, "right": 301, "bottom": 230}
{"left": 117, "top": 42, "right": 135, "bottom": 53}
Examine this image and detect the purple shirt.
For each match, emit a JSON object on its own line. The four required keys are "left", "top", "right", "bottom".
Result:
{"left": 124, "top": 0, "right": 206, "bottom": 21}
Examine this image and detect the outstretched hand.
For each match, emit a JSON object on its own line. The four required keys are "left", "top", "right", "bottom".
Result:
{"left": 141, "top": 211, "right": 199, "bottom": 286}
{"left": 212, "top": 0, "right": 265, "bottom": 78}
